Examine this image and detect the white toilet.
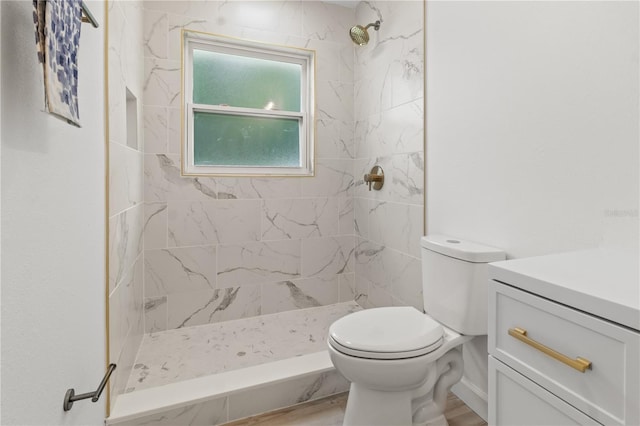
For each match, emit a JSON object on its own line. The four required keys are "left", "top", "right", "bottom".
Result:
{"left": 327, "top": 235, "right": 505, "bottom": 426}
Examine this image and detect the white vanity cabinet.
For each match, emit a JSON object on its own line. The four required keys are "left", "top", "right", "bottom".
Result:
{"left": 487, "top": 249, "right": 640, "bottom": 426}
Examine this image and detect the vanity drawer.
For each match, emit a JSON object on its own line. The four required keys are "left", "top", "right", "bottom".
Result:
{"left": 489, "top": 356, "right": 601, "bottom": 425}
{"left": 489, "top": 281, "right": 640, "bottom": 426}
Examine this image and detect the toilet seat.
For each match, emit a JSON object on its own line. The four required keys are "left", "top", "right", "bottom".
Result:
{"left": 328, "top": 307, "right": 444, "bottom": 360}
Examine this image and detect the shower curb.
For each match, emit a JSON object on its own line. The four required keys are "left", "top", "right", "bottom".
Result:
{"left": 107, "top": 351, "right": 349, "bottom": 425}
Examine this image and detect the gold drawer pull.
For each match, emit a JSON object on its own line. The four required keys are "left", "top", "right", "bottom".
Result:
{"left": 508, "top": 327, "right": 592, "bottom": 373}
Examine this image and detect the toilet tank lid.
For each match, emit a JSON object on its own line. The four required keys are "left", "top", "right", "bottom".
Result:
{"left": 421, "top": 235, "right": 505, "bottom": 263}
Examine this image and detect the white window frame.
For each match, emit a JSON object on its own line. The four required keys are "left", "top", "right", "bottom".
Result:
{"left": 182, "top": 30, "right": 315, "bottom": 177}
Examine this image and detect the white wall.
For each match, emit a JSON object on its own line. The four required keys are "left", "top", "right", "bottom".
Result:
{"left": 1, "top": 1, "right": 106, "bottom": 424}
{"left": 426, "top": 0, "right": 639, "bottom": 416}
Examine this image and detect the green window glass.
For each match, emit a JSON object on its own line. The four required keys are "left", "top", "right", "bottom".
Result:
{"left": 193, "top": 50, "right": 302, "bottom": 112}
{"left": 193, "top": 112, "right": 300, "bottom": 167}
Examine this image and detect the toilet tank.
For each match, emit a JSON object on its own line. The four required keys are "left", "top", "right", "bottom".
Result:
{"left": 421, "top": 235, "right": 505, "bottom": 335}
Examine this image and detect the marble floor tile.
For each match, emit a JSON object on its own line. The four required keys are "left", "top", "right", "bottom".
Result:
{"left": 125, "top": 302, "right": 362, "bottom": 392}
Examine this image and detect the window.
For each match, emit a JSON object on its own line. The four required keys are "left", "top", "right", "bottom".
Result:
{"left": 182, "top": 30, "right": 315, "bottom": 176}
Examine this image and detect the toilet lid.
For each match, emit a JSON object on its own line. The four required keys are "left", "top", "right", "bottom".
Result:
{"left": 329, "top": 307, "right": 444, "bottom": 359}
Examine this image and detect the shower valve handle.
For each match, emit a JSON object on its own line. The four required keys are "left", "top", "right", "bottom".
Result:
{"left": 363, "top": 166, "right": 384, "bottom": 191}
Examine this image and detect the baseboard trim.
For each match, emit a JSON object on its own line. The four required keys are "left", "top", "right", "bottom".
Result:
{"left": 451, "top": 377, "right": 488, "bottom": 422}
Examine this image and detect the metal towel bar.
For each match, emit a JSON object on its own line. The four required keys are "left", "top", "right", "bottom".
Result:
{"left": 63, "top": 363, "right": 116, "bottom": 411}
{"left": 80, "top": 1, "right": 99, "bottom": 28}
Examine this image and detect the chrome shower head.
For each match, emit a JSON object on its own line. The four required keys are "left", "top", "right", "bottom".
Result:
{"left": 349, "top": 20, "right": 381, "bottom": 46}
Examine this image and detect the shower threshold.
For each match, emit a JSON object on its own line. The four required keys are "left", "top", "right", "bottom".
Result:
{"left": 107, "top": 301, "right": 361, "bottom": 425}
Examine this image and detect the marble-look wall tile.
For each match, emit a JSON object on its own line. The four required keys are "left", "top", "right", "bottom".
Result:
{"left": 302, "top": 159, "right": 354, "bottom": 198}
{"left": 302, "top": 236, "right": 355, "bottom": 278}
{"left": 145, "top": 246, "right": 216, "bottom": 297}
{"left": 166, "top": 14, "right": 216, "bottom": 61}
{"left": 110, "top": 142, "right": 143, "bottom": 217}
{"left": 392, "top": 255, "right": 423, "bottom": 311}
{"left": 167, "top": 285, "right": 261, "bottom": 328}
{"left": 113, "top": 323, "right": 145, "bottom": 398}
{"left": 109, "top": 264, "right": 133, "bottom": 374}
{"left": 144, "top": 154, "right": 217, "bottom": 202}
{"left": 355, "top": 239, "right": 422, "bottom": 309}
{"left": 355, "top": 153, "right": 424, "bottom": 205}
{"left": 218, "top": 240, "right": 301, "bottom": 287}
{"left": 167, "top": 107, "right": 181, "bottom": 154}
{"left": 354, "top": 238, "right": 386, "bottom": 292}
{"left": 385, "top": 44, "right": 423, "bottom": 112}
{"left": 302, "top": 2, "right": 354, "bottom": 43}
{"left": 138, "top": 1, "right": 363, "bottom": 331}
{"left": 111, "top": 397, "right": 228, "bottom": 426}
{"left": 144, "top": 58, "right": 181, "bottom": 107}
{"left": 261, "top": 198, "right": 339, "bottom": 240}
{"left": 340, "top": 42, "right": 354, "bottom": 84}
{"left": 364, "top": 99, "right": 424, "bottom": 158}
{"left": 144, "top": 296, "right": 167, "bottom": 333}
{"left": 382, "top": 152, "right": 424, "bottom": 205}
{"left": 108, "top": 77, "right": 127, "bottom": 149}
{"left": 133, "top": 253, "right": 145, "bottom": 332}
{"left": 338, "top": 197, "right": 354, "bottom": 235}
{"left": 236, "top": 28, "right": 309, "bottom": 54}
{"left": 217, "top": 177, "right": 302, "bottom": 200}
{"left": 109, "top": 204, "right": 144, "bottom": 291}
{"left": 339, "top": 120, "right": 356, "bottom": 160}
{"left": 395, "top": 282, "right": 424, "bottom": 312}
{"left": 109, "top": 255, "right": 144, "bottom": 399}
{"left": 354, "top": 117, "right": 368, "bottom": 159}
{"left": 121, "top": 2, "right": 145, "bottom": 93}
{"left": 349, "top": 0, "right": 424, "bottom": 313}
{"left": 261, "top": 276, "right": 339, "bottom": 315}
{"left": 366, "top": 278, "right": 396, "bottom": 309}
{"left": 355, "top": 2, "right": 423, "bottom": 117}
{"left": 369, "top": 200, "right": 423, "bottom": 258}
{"left": 351, "top": 274, "right": 372, "bottom": 310}
{"left": 339, "top": 272, "right": 355, "bottom": 302}
{"left": 109, "top": 0, "right": 145, "bottom": 409}
{"left": 143, "top": 106, "right": 167, "bottom": 153}
{"left": 354, "top": 196, "right": 369, "bottom": 238}
{"left": 317, "top": 80, "right": 354, "bottom": 123}
{"left": 316, "top": 118, "right": 354, "bottom": 160}
{"left": 143, "top": 10, "right": 167, "bottom": 59}
{"left": 354, "top": 158, "right": 372, "bottom": 198}
{"left": 144, "top": 0, "right": 218, "bottom": 20}
{"left": 216, "top": 1, "right": 303, "bottom": 37}
{"left": 353, "top": 69, "right": 384, "bottom": 122}
{"left": 370, "top": 1, "right": 423, "bottom": 42}
{"left": 108, "top": 3, "right": 127, "bottom": 146}
{"left": 306, "top": 39, "right": 341, "bottom": 83}
{"left": 167, "top": 199, "right": 261, "bottom": 247}
{"left": 354, "top": 272, "right": 369, "bottom": 308}
{"left": 227, "top": 370, "right": 350, "bottom": 422}
{"left": 143, "top": 202, "right": 167, "bottom": 250}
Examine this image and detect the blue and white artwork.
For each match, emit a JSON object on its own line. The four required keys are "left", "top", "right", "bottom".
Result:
{"left": 33, "top": 0, "right": 82, "bottom": 126}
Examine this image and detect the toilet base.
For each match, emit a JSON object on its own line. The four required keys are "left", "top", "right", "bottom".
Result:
{"left": 342, "top": 383, "right": 451, "bottom": 426}
{"left": 339, "top": 348, "right": 465, "bottom": 426}
{"left": 343, "top": 383, "right": 414, "bottom": 426}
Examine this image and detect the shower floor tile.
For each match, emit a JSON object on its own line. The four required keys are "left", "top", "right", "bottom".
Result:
{"left": 125, "top": 301, "right": 362, "bottom": 392}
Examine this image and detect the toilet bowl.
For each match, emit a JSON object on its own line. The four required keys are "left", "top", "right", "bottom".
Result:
{"left": 328, "top": 307, "right": 471, "bottom": 426}
{"left": 328, "top": 236, "right": 505, "bottom": 426}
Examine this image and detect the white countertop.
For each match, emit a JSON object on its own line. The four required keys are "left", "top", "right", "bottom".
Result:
{"left": 489, "top": 248, "right": 640, "bottom": 331}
